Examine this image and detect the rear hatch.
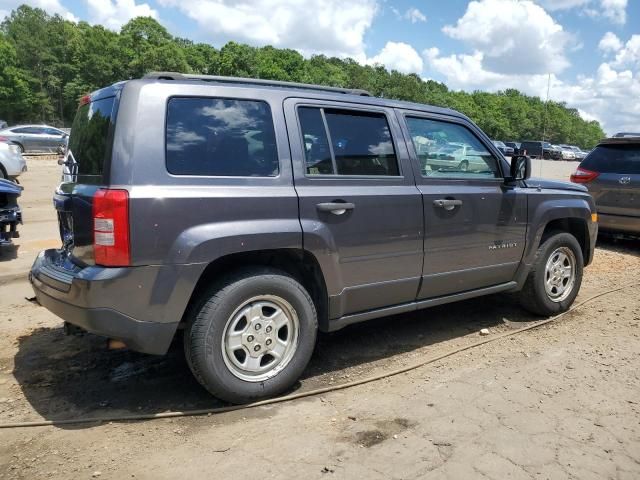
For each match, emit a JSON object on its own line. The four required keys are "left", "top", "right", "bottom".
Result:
{"left": 56, "top": 86, "right": 121, "bottom": 266}
{"left": 578, "top": 142, "right": 640, "bottom": 218}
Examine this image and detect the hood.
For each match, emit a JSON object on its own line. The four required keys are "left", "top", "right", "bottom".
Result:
{"left": 524, "top": 177, "right": 587, "bottom": 193}
{"left": 0, "top": 179, "right": 23, "bottom": 196}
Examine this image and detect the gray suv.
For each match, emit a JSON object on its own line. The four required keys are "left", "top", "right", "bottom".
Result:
{"left": 571, "top": 136, "right": 639, "bottom": 234}
{"left": 30, "top": 73, "right": 597, "bottom": 403}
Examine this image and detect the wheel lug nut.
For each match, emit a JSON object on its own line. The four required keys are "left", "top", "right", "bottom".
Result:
{"left": 266, "top": 326, "right": 272, "bottom": 333}
{"left": 247, "top": 335, "right": 254, "bottom": 342}
{"left": 266, "top": 339, "right": 272, "bottom": 346}
{"left": 254, "top": 345, "right": 261, "bottom": 352}
{"left": 255, "top": 323, "right": 261, "bottom": 330}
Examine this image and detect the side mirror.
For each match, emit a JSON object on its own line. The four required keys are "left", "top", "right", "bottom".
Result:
{"left": 508, "top": 155, "right": 531, "bottom": 182}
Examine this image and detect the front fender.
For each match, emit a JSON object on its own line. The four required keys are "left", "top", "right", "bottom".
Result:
{"left": 514, "top": 193, "right": 595, "bottom": 286}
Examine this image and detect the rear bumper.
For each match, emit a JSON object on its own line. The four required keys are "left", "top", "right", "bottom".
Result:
{"left": 30, "top": 249, "right": 205, "bottom": 354}
{"left": 598, "top": 213, "right": 640, "bottom": 235}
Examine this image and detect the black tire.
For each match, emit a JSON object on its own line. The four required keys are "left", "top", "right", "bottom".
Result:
{"left": 184, "top": 268, "right": 318, "bottom": 404}
{"left": 519, "top": 232, "right": 583, "bottom": 316}
{"left": 0, "top": 166, "right": 6, "bottom": 180}
{"left": 13, "top": 143, "right": 24, "bottom": 154}
{"left": 543, "top": 151, "right": 550, "bottom": 160}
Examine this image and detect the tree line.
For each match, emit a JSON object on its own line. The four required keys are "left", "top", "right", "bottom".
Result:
{"left": 0, "top": 5, "right": 605, "bottom": 148}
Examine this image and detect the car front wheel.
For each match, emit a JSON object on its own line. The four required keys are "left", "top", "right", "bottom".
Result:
{"left": 184, "top": 268, "right": 318, "bottom": 404}
{"left": 519, "top": 232, "right": 583, "bottom": 316}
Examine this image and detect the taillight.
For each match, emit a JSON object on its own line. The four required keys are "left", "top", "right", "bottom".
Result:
{"left": 570, "top": 167, "right": 599, "bottom": 184}
{"left": 93, "top": 189, "right": 130, "bottom": 266}
{"left": 0, "top": 136, "right": 7, "bottom": 142}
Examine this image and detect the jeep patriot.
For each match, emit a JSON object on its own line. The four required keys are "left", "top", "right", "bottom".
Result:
{"left": 30, "top": 73, "right": 597, "bottom": 403}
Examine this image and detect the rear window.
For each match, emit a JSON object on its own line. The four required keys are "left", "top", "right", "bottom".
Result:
{"left": 166, "top": 97, "right": 279, "bottom": 177}
{"left": 581, "top": 144, "right": 640, "bottom": 174}
{"left": 67, "top": 96, "right": 115, "bottom": 180}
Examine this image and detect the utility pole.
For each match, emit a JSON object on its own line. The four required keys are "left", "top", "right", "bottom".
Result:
{"left": 540, "top": 73, "right": 551, "bottom": 176}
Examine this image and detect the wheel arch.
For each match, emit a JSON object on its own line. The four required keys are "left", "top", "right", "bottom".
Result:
{"left": 181, "top": 248, "right": 330, "bottom": 332}
{"left": 540, "top": 217, "right": 590, "bottom": 265}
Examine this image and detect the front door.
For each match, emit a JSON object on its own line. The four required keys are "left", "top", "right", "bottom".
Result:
{"left": 284, "top": 99, "right": 423, "bottom": 319}
{"left": 398, "top": 112, "right": 528, "bottom": 299}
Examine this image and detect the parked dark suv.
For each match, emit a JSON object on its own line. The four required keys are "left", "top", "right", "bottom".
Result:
{"left": 571, "top": 136, "right": 639, "bottom": 234}
{"left": 30, "top": 73, "right": 597, "bottom": 403}
{"left": 520, "top": 141, "right": 562, "bottom": 160}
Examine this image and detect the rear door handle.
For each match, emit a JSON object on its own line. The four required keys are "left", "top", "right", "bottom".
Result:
{"left": 316, "top": 202, "right": 355, "bottom": 215}
{"left": 433, "top": 199, "right": 463, "bottom": 211}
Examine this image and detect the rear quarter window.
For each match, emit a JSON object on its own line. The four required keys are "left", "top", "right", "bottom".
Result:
{"left": 582, "top": 144, "right": 640, "bottom": 174}
{"left": 67, "top": 96, "right": 116, "bottom": 181}
{"left": 166, "top": 97, "right": 279, "bottom": 177}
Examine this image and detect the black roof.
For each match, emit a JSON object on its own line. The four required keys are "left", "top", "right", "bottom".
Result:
{"left": 598, "top": 136, "right": 640, "bottom": 145}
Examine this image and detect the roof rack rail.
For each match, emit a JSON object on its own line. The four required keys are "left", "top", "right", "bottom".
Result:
{"left": 143, "top": 72, "right": 371, "bottom": 96}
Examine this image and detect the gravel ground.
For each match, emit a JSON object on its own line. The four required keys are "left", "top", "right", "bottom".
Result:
{"left": 1, "top": 157, "right": 639, "bottom": 480}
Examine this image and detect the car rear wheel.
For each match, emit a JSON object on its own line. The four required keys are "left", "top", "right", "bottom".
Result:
{"left": 184, "top": 268, "right": 318, "bottom": 403}
{"left": 458, "top": 160, "right": 469, "bottom": 171}
{"left": 519, "top": 232, "right": 583, "bottom": 316}
{"left": 13, "top": 143, "right": 24, "bottom": 154}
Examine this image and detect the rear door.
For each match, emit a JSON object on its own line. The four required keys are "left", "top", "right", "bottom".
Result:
{"left": 581, "top": 143, "right": 640, "bottom": 218}
{"left": 56, "top": 94, "right": 118, "bottom": 265}
{"left": 398, "top": 111, "right": 527, "bottom": 299}
{"left": 284, "top": 99, "right": 423, "bottom": 318}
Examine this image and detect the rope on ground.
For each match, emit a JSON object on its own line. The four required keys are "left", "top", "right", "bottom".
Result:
{"left": 2, "top": 281, "right": 638, "bottom": 429}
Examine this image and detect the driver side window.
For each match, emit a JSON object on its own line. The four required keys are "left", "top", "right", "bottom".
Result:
{"left": 405, "top": 117, "right": 500, "bottom": 179}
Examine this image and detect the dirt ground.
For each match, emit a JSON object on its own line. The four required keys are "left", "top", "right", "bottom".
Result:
{"left": 1, "top": 157, "right": 639, "bottom": 479}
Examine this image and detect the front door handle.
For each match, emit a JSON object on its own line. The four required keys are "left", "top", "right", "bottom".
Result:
{"left": 317, "top": 202, "right": 355, "bottom": 215}
{"left": 433, "top": 199, "right": 463, "bottom": 211}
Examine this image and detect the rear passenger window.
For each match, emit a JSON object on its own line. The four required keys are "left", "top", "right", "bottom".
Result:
{"left": 166, "top": 97, "right": 279, "bottom": 177}
{"left": 299, "top": 107, "right": 399, "bottom": 176}
{"left": 405, "top": 117, "right": 500, "bottom": 179}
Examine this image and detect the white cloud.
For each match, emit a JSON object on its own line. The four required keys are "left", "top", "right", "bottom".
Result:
{"left": 537, "top": 0, "right": 627, "bottom": 25}
{"left": 0, "top": 0, "right": 78, "bottom": 21}
{"left": 598, "top": 31, "right": 623, "bottom": 53}
{"left": 424, "top": 48, "right": 640, "bottom": 135}
{"left": 536, "top": 0, "right": 590, "bottom": 10}
{"left": 610, "top": 35, "right": 640, "bottom": 69}
{"left": 368, "top": 41, "right": 423, "bottom": 74}
{"left": 404, "top": 7, "right": 426, "bottom": 23}
{"left": 599, "top": 0, "right": 627, "bottom": 24}
{"left": 442, "top": 0, "right": 572, "bottom": 75}
{"left": 86, "top": 0, "right": 158, "bottom": 30}
{"left": 158, "top": 0, "right": 377, "bottom": 58}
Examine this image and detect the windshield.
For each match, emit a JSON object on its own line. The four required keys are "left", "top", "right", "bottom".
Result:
{"left": 67, "top": 96, "right": 115, "bottom": 182}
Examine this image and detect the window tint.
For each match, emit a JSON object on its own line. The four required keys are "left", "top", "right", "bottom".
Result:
{"left": 299, "top": 107, "right": 399, "bottom": 176}
{"left": 12, "top": 127, "right": 41, "bottom": 134}
{"left": 166, "top": 97, "right": 278, "bottom": 177}
{"left": 299, "top": 107, "right": 333, "bottom": 175}
{"left": 44, "top": 127, "right": 62, "bottom": 136}
{"left": 581, "top": 144, "right": 640, "bottom": 174}
{"left": 67, "top": 96, "right": 115, "bottom": 180}
{"left": 405, "top": 117, "right": 500, "bottom": 179}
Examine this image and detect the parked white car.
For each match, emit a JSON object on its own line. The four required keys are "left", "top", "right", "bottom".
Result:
{"left": 0, "top": 141, "right": 27, "bottom": 181}
{"left": 560, "top": 146, "right": 576, "bottom": 160}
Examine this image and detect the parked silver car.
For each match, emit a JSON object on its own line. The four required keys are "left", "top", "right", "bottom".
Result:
{"left": 560, "top": 145, "right": 587, "bottom": 161}
{"left": 0, "top": 124, "right": 69, "bottom": 153}
{"left": 0, "top": 141, "right": 27, "bottom": 181}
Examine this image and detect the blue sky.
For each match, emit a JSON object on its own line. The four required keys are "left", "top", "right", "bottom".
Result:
{"left": 1, "top": 0, "right": 639, "bottom": 134}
